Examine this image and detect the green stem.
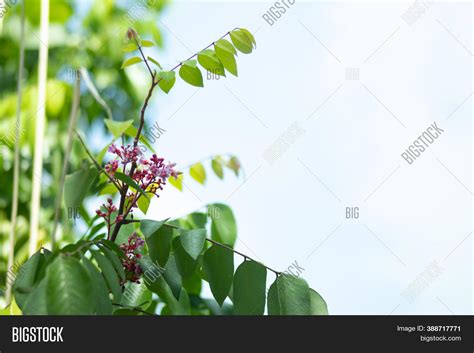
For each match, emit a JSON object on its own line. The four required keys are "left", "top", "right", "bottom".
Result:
{"left": 6, "top": 0, "right": 26, "bottom": 304}
{"left": 29, "top": 0, "right": 50, "bottom": 256}
{"left": 51, "top": 72, "right": 81, "bottom": 248}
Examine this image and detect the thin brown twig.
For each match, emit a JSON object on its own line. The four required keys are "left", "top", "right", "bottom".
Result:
{"left": 112, "top": 302, "right": 156, "bottom": 316}
{"left": 165, "top": 30, "right": 232, "bottom": 74}
{"left": 110, "top": 30, "right": 236, "bottom": 243}
{"left": 74, "top": 130, "right": 122, "bottom": 191}
{"left": 118, "top": 219, "right": 281, "bottom": 274}
{"left": 206, "top": 238, "right": 281, "bottom": 275}
{"left": 134, "top": 36, "right": 154, "bottom": 79}
{"left": 110, "top": 38, "right": 159, "bottom": 242}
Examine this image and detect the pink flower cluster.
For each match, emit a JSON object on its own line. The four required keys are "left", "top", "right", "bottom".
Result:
{"left": 105, "top": 143, "right": 179, "bottom": 198}
{"left": 132, "top": 154, "right": 179, "bottom": 194}
{"left": 105, "top": 144, "right": 142, "bottom": 176}
{"left": 97, "top": 144, "right": 180, "bottom": 240}
{"left": 104, "top": 159, "right": 119, "bottom": 176}
{"left": 95, "top": 198, "right": 122, "bottom": 223}
{"left": 119, "top": 232, "right": 145, "bottom": 284}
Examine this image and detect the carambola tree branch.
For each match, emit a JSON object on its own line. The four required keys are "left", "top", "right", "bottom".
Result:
{"left": 109, "top": 29, "right": 238, "bottom": 243}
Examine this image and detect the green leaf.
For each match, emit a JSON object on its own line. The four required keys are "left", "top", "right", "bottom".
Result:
{"left": 203, "top": 245, "right": 234, "bottom": 306}
{"left": 104, "top": 119, "right": 134, "bottom": 139}
{"left": 86, "top": 223, "right": 105, "bottom": 240}
{"left": 121, "top": 56, "right": 143, "bottom": 69}
{"left": 162, "top": 254, "right": 182, "bottom": 299}
{"left": 139, "top": 256, "right": 188, "bottom": 314}
{"left": 99, "top": 182, "right": 119, "bottom": 196}
{"left": 120, "top": 281, "right": 152, "bottom": 309}
{"left": 226, "top": 156, "right": 241, "bottom": 176}
{"left": 233, "top": 260, "right": 267, "bottom": 315}
{"left": 197, "top": 49, "right": 226, "bottom": 76}
{"left": 211, "top": 157, "right": 224, "bottom": 179}
{"left": 158, "top": 70, "right": 176, "bottom": 94}
{"left": 13, "top": 251, "right": 44, "bottom": 308}
{"left": 80, "top": 254, "right": 113, "bottom": 315}
{"left": 178, "top": 288, "right": 191, "bottom": 314}
{"left": 139, "top": 256, "right": 165, "bottom": 292}
{"left": 169, "top": 174, "right": 183, "bottom": 191}
{"left": 46, "top": 256, "right": 93, "bottom": 314}
{"left": 115, "top": 222, "right": 135, "bottom": 246}
{"left": 215, "top": 38, "right": 237, "bottom": 55}
{"left": 97, "top": 140, "right": 114, "bottom": 165}
{"left": 158, "top": 70, "right": 176, "bottom": 82}
{"left": 64, "top": 166, "right": 98, "bottom": 209}
{"left": 148, "top": 56, "right": 162, "bottom": 69}
{"left": 230, "top": 29, "right": 253, "bottom": 54}
{"left": 200, "top": 298, "right": 233, "bottom": 315}
{"left": 140, "top": 219, "right": 166, "bottom": 238}
{"left": 100, "top": 239, "right": 126, "bottom": 259}
{"left": 215, "top": 39, "right": 238, "bottom": 76}
{"left": 239, "top": 28, "right": 256, "bottom": 47}
{"left": 182, "top": 271, "right": 202, "bottom": 296}
{"left": 172, "top": 237, "right": 198, "bottom": 277}
{"left": 180, "top": 229, "right": 207, "bottom": 260}
{"left": 189, "top": 162, "right": 206, "bottom": 185}
{"left": 137, "top": 192, "right": 153, "bottom": 214}
{"left": 122, "top": 43, "right": 138, "bottom": 52}
{"left": 209, "top": 203, "right": 237, "bottom": 247}
{"left": 91, "top": 250, "right": 122, "bottom": 302}
{"left": 186, "top": 212, "right": 208, "bottom": 229}
{"left": 114, "top": 172, "right": 150, "bottom": 200}
{"left": 267, "top": 274, "right": 312, "bottom": 315}
{"left": 141, "top": 220, "right": 173, "bottom": 267}
{"left": 61, "top": 241, "right": 88, "bottom": 254}
{"left": 309, "top": 288, "right": 328, "bottom": 315}
{"left": 215, "top": 48, "right": 238, "bottom": 77}
{"left": 179, "top": 60, "right": 203, "bottom": 87}
{"left": 32, "top": 250, "right": 58, "bottom": 286}
{"left": 141, "top": 39, "right": 155, "bottom": 47}
{"left": 99, "top": 244, "right": 126, "bottom": 282}
{"left": 21, "top": 278, "right": 48, "bottom": 315}
{"left": 160, "top": 295, "right": 190, "bottom": 316}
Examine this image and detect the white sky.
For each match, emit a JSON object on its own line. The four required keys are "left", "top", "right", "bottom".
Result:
{"left": 79, "top": 0, "right": 473, "bottom": 314}
{"left": 140, "top": 0, "right": 472, "bottom": 314}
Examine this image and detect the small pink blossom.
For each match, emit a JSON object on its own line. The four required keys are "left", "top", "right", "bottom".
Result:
{"left": 119, "top": 232, "right": 145, "bottom": 284}
{"left": 108, "top": 144, "right": 122, "bottom": 158}
{"left": 95, "top": 198, "right": 118, "bottom": 222}
{"left": 100, "top": 145, "right": 180, "bottom": 236}
{"left": 103, "top": 144, "right": 179, "bottom": 203}
{"left": 105, "top": 159, "right": 119, "bottom": 176}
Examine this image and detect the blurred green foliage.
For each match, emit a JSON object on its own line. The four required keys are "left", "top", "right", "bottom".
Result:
{"left": 0, "top": 0, "right": 169, "bottom": 297}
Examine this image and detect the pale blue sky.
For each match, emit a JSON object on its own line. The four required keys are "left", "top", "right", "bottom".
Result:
{"left": 90, "top": 0, "right": 473, "bottom": 314}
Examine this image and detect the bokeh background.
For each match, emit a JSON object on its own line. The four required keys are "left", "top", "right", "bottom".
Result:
{"left": 0, "top": 0, "right": 472, "bottom": 314}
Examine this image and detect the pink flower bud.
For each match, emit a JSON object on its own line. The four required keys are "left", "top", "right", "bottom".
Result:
{"left": 127, "top": 28, "right": 138, "bottom": 40}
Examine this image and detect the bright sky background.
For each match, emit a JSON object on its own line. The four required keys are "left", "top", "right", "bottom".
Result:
{"left": 89, "top": 0, "right": 473, "bottom": 314}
